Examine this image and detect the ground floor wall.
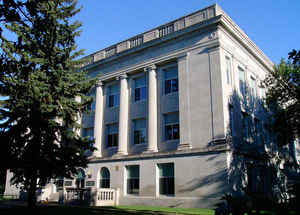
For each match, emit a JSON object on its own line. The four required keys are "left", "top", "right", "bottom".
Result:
{"left": 86, "top": 151, "right": 229, "bottom": 208}
{"left": 4, "top": 150, "right": 229, "bottom": 209}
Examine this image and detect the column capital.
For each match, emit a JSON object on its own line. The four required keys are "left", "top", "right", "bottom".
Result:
{"left": 177, "top": 52, "right": 190, "bottom": 61}
{"left": 144, "top": 64, "right": 156, "bottom": 72}
{"left": 116, "top": 73, "right": 128, "bottom": 80}
{"left": 96, "top": 80, "right": 103, "bottom": 87}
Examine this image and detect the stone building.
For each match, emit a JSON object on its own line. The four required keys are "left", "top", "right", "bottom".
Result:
{"left": 5, "top": 4, "right": 274, "bottom": 208}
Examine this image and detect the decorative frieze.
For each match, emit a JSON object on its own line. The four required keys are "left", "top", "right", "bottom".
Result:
{"left": 130, "top": 36, "right": 143, "bottom": 48}
{"left": 117, "top": 41, "right": 130, "bottom": 53}
{"left": 174, "top": 19, "right": 185, "bottom": 31}
{"left": 143, "top": 29, "right": 159, "bottom": 43}
{"left": 94, "top": 51, "right": 105, "bottom": 62}
{"left": 106, "top": 47, "right": 116, "bottom": 58}
{"left": 185, "top": 10, "right": 207, "bottom": 27}
{"left": 207, "top": 7, "right": 216, "bottom": 18}
{"left": 80, "top": 5, "right": 219, "bottom": 68}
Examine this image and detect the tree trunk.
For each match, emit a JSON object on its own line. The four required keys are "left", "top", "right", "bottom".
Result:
{"left": 27, "top": 173, "right": 37, "bottom": 208}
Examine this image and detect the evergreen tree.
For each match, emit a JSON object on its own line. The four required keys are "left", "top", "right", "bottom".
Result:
{"left": 0, "top": 0, "right": 95, "bottom": 208}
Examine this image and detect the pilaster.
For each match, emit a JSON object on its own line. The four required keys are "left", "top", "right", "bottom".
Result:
{"left": 177, "top": 53, "right": 192, "bottom": 150}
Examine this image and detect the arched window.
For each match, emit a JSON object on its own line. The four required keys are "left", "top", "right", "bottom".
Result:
{"left": 75, "top": 168, "right": 86, "bottom": 188}
{"left": 100, "top": 167, "right": 110, "bottom": 188}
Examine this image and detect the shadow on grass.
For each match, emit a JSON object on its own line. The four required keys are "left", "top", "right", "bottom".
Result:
{"left": 0, "top": 202, "right": 175, "bottom": 215}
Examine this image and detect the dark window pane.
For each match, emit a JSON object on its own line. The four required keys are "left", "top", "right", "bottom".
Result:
{"left": 171, "top": 79, "right": 178, "bottom": 92}
{"left": 100, "top": 179, "right": 110, "bottom": 188}
{"left": 113, "top": 134, "right": 118, "bottom": 147}
{"left": 135, "top": 88, "right": 140, "bottom": 101}
{"left": 165, "top": 125, "right": 173, "bottom": 140}
{"left": 109, "top": 95, "right": 114, "bottom": 107}
{"left": 159, "top": 177, "right": 174, "bottom": 195}
{"left": 173, "top": 124, "right": 180, "bottom": 139}
{"left": 165, "top": 80, "right": 171, "bottom": 94}
{"left": 134, "top": 130, "right": 140, "bottom": 144}
{"left": 107, "top": 135, "right": 113, "bottom": 147}
{"left": 140, "top": 87, "right": 147, "bottom": 100}
{"left": 127, "top": 178, "right": 139, "bottom": 194}
{"left": 114, "top": 94, "right": 120, "bottom": 107}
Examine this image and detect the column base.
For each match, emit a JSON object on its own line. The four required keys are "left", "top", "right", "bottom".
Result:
{"left": 143, "top": 148, "right": 158, "bottom": 154}
{"left": 92, "top": 152, "right": 102, "bottom": 158}
{"left": 178, "top": 143, "right": 192, "bottom": 150}
{"left": 113, "top": 151, "right": 128, "bottom": 157}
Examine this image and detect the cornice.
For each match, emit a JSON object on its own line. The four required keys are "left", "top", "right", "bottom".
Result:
{"left": 88, "top": 144, "right": 228, "bottom": 164}
{"left": 218, "top": 11, "right": 274, "bottom": 72}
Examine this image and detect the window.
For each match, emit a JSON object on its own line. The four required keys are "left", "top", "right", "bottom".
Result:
{"left": 75, "top": 169, "right": 85, "bottom": 188}
{"left": 239, "top": 67, "right": 246, "bottom": 98}
{"left": 164, "top": 66, "right": 178, "bottom": 95}
{"left": 82, "top": 127, "right": 94, "bottom": 141}
{"left": 107, "top": 124, "right": 118, "bottom": 147}
{"left": 133, "top": 119, "right": 146, "bottom": 145}
{"left": 55, "top": 178, "right": 64, "bottom": 190}
{"left": 225, "top": 56, "right": 232, "bottom": 85}
{"left": 158, "top": 163, "right": 174, "bottom": 195}
{"left": 254, "top": 118, "right": 262, "bottom": 145}
{"left": 229, "top": 105, "right": 234, "bottom": 137}
{"left": 134, "top": 76, "right": 147, "bottom": 102}
{"left": 108, "top": 84, "right": 120, "bottom": 107}
{"left": 100, "top": 167, "right": 110, "bottom": 188}
{"left": 126, "top": 165, "right": 139, "bottom": 195}
{"left": 164, "top": 112, "right": 180, "bottom": 141}
{"left": 242, "top": 112, "right": 251, "bottom": 143}
{"left": 87, "top": 88, "right": 96, "bottom": 111}
{"left": 249, "top": 76, "right": 257, "bottom": 99}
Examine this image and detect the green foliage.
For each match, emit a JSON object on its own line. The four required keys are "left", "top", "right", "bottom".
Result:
{"left": 263, "top": 50, "right": 300, "bottom": 146}
{"left": 0, "top": 0, "right": 96, "bottom": 207}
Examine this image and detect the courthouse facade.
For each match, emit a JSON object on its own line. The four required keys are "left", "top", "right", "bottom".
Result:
{"left": 5, "top": 4, "right": 274, "bottom": 208}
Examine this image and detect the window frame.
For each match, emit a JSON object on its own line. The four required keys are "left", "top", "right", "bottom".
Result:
{"left": 164, "top": 112, "right": 180, "bottom": 141}
{"left": 163, "top": 66, "right": 178, "bottom": 95}
{"left": 157, "top": 163, "right": 175, "bottom": 196}
{"left": 133, "top": 119, "right": 147, "bottom": 145}
{"left": 107, "top": 84, "right": 120, "bottom": 108}
{"left": 238, "top": 66, "right": 246, "bottom": 98}
{"left": 225, "top": 56, "right": 232, "bottom": 85}
{"left": 134, "top": 76, "right": 147, "bottom": 102}
{"left": 106, "top": 123, "right": 118, "bottom": 148}
{"left": 99, "top": 167, "right": 110, "bottom": 189}
{"left": 126, "top": 165, "right": 140, "bottom": 195}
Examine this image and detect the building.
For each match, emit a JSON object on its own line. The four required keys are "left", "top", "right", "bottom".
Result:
{"left": 5, "top": 4, "right": 275, "bottom": 208}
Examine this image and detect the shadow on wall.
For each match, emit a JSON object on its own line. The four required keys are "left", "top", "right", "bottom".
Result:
{"left": 176, "top": 81, "right": 278, "bottom": 207}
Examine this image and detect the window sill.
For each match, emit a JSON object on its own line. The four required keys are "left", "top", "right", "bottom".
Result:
{"left": 132, "top": 99, "right": 147, "bottom": 104}
{"left": 164, "top": 139, "right": 179, "bottom": 144}
{"left": 106, "top": 146, "right": 118, "bottom": 150}
{"left": 163, "top": 92, "right": 178, "bottom": 97}
{"left": 158, "top": 194, "right": 175, "bottom": 198}
{"left": 107, "top": 106, "right": 119, "bottom": 110}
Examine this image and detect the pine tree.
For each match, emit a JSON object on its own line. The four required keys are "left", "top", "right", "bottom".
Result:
{"left": 0, "top": 0, "right": 95, "bottom": 208}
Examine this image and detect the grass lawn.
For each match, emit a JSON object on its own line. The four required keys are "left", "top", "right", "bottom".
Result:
{"left": 117, "top": 205, "right": 214, "bottom": 215}
{"left": 0, "top": 202, "right": 214, "bottom": 215}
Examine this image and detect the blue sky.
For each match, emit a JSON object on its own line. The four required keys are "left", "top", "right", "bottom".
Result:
{"left": 76, "top": 0, "right": 300, "bottom": 64}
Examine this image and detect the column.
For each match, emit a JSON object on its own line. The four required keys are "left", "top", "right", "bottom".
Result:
{"left": 117, "top": 74, "right": 129, "bottom": 155}
{"left": 178, "top": 53, "right": 192, "bottom": 150}
{"left": 93, "top": 80, "right": 104, "bottom": 158}
{"left": 145, "top": 65, "right": 158, "bottom": 153}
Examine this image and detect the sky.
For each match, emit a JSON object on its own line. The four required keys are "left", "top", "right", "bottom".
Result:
{"left": 75, "top": 0, "right": 300, "bottom": 64}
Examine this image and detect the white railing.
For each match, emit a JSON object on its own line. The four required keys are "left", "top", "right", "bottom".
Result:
{"left": 94, "top": 188, "right": 119, "bottom": 206}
